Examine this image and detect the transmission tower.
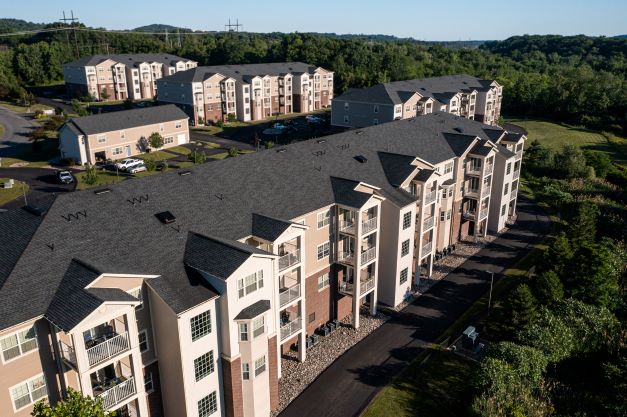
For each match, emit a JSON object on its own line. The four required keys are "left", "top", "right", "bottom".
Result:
{"left": 60, "top": 10, "right": 80, "bottom": 59}
{"left": 225, "top": 19, "right": 243, "bottom": 32}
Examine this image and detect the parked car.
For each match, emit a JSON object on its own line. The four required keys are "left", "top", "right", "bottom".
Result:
{"left": 56, "top": 170, "right": 74, "bottom": 184}
{"left": 115, "top": 158, "right": 142, "bottom": 171}
{"left": 306, "top": 115, "right": 325, "bottom": 124}
{"left": 127, "top": 163, "right": 147, "bottom": 174}
{"left": 272, "top": 123, "right": 288, "bottom": 130}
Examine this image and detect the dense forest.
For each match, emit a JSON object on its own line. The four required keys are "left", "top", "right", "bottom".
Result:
{"left": 0, "top": 22, "right": 625, "bottom": 131}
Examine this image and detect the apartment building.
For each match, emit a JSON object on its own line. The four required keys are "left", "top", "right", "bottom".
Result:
{"left": 58, "top": 105, "right": 190, "bottom": 165}
{"left": 63, "top": 54, "right": 198, "bottom": 101}
{"left": 0, "top": 113, "right": 523, "bottom": 417}
{"left": 155, "top": 62, "right": 334, "bottom": 125}
{"left": 331, "top": 74, "right": 503, "bottom": 128}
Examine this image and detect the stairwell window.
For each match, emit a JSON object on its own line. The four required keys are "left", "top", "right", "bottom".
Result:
{"left": 441, "top": 211, "right": 446, "bottom": 222}
{"left": 402, "top": 212, "right": 412, "bottom": 230}
{"left": 504, "top": 183, "right": 509, "bottom": 196}
{"left": 254, "top": 355, "right": 266, "bottom": 376}
{"left": 190, "top": 310, "right": 212, "bottom": 341}
{"left": 242, "top": 363, "right": 250, "bottom": 380}
{"left": 373, "top": 104, "right": 379, "bottom": 113}
{"left": 501, "top": 204, "right": 506, "bottom": 216}
{"left": 138, "top": 330, "right": 148, "bottom": 352}
{"left": 317, "top": 273, "right": 330, "bottom": 291}
{"left": 194, "top": 351, "right": 215, "bottom": 381}
{"left": 506, "top": 162, "right": 511, "bottom": 175}
{"left": 1, "top": 326, "right": 37, "bottom": 363}
{"left": 400, "top": 268, "right": 408, "bottom": 284}
{"left": 401, "top": 240, "right": 410, "bottom": 257}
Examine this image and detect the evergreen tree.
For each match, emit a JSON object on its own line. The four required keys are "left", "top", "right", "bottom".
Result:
{"left": 542, "top": 232, "right": 573, "bottom": 276}
{"left": 534, "top": 270, "right": 564, "bottom": 305}
{"left": 564, "top": 200, "right": 599, "bottom": 246}
{"left": 509, "top": 284, "right": 538, "bottom": 328}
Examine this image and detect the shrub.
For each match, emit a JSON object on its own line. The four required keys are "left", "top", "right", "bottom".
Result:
{"left": 534, "top": 270, "right": 564, "bottom": 305}
{"left": 83, "top": 164, "right": 99, "bottom": 185}
{"left": 228, "top": 147, "right": 240, "bottom": 157}
{"left": 197, "top": 116, "right": 204, "bottom": 125}
{"left": 188, "top": 151, "right": 206, "bottom": 164}
{"left": 145, "top": 159, "right": 156, "bottom": 171}
{"left": 227, "top": 113, "right": 236, "bottom": 123}
{"left": 265, "top": 140, "right": 275, "bottom": 149}
{"left": 60, "top": 157, "right": 77, "bottom": 167}
{"left": 216, "top": 119, "right": 224, "bottom": 128}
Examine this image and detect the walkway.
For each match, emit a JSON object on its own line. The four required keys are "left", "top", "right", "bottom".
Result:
{"left": 279, "top": 197, "right": 550, "bottom": 417}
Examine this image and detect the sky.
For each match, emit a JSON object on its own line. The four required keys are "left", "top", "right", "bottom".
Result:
{"left": 3, "top": 0, "right": 626, "bottom": 40}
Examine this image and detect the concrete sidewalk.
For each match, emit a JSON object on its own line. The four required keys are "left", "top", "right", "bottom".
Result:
{"left": 279, "top": 197, "right": 550, "bottom": 417}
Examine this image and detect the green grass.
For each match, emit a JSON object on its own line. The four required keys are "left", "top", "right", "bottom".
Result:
{"left": 0, "top": 140, "right": 58, "bottom": 168}
{"left": 208, "top": 152, "right": 229, "bottom": 160}
{"left": 0, "top": 101, "right": 52, "bottom": 114}
{"left": 193, "top": 126, "right": 224, "bottom": 135}
{"left": 75, "top": 171, "right": 127, "bottom": 190}
{"left": 0, "top": 179, "right": 28, "bottom": 206}
{"left": 167, "top": 145, "right": 192, "bottom": 155}
{"left": 363, "top": 351, "right": 476, "bottom": 417}
{"left": 0, "top": 123, "right": 4, "bottom": 137}
{"left": 137, "top": 150, "right": 176, "bottom": 162}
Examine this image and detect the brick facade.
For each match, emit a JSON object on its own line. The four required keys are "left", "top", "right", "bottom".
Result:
{"left": 268, "top": 336, "right": 279, "bottom": 410}
{"left": 221, "top": 357, "right": 244, "bottom": 417}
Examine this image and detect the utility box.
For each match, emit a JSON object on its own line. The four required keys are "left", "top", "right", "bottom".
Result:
{"left": 1, "top": 179, "right": 14, "bottom": 189}
{"left": 462, "top": 326, "right": 479, "bottom": 350}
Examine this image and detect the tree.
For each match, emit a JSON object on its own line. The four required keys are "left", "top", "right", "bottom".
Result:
{"left": 122, "top": 98, "right": 133, "bottom": 109}
{"left": 227, "top": 113, "right": 236, "bottom": 123}
{"left": 82, "top": 164, "right": 99, "bottom": 186}
{"left": 534, "top": 270, "right": 564, "bottom": 305}
{"left": 265, "top": 140, "right": 275, "bottom": 149}
{"left": 188, "top": 151, "right": 206, "bottom": 164}
{"left": 228, "top": 146, "right": 240, "bottom": 157}
{"left": 487, "top": 342, "right": 549, "bottom": 386}
{"left": 509, "top": 284, "right": 537, "bottom": 328}
{"left": 32, "top": 388, "right": 116, "bottom": 417}
{"left": 554, "top": 144, "right": 588, "bottom": 179}
{"left": 541, "top": 232, "right": 573, "bottom": 276}
{"left": 563, "top": 200, "right": 599, "bottom": 245}
{"left": 517, "top": 307, "right": 576, "bottom": 363}
{"left": 100, "top": 88, "right": 110, "bottom": 101}
{"left": 148, "top": 132, "right": 164, "bottom": 150}
{"left": 552, "top": 299, "right": 619, "bottom": 353}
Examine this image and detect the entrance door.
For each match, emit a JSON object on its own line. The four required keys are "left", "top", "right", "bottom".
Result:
{"left": 125, "top": 145, "right": 131, "bottom": 157}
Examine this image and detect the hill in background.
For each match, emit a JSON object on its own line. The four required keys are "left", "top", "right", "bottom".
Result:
{"left": 0, "top": 18, "right": 45, "bottom": 33}
{"left": 133, "top": 24, "right": 191, "bottom": 32}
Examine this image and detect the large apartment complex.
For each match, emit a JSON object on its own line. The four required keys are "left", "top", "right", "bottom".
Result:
{"left": 63, "top": 54, "right": 198, "bottom": 101}
{"left": 331, "top": 74, "right": 503, "bottom": 128}
{"left": 0, "top": 113, "right": 524, "bottom": 417}
{"left": 58, "top": 105, "right": 190, "bottom": 165}
{"left": 155, "top": 62, "right": 334, "bottom": 124}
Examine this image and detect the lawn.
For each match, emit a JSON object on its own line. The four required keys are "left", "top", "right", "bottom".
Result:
{"left": 0, "top": 179, "right": 28, "bottom": 206}
{"left": 0, "top": 140, "right": 59, "bottom": 168}
{"left": 75, "top": 171, "right": 127, "bottom": 190}
{"left": 137, "top": 150, "right": 177, "bottom": 162}
{"left": 362, "top": 351, "right": 476, "bottom": 417}
{"left": 0, "top": 123, "right": 4, "bottom": 137}
{"left": 167, "top": 145, "right": 192, "bottom": 155}
{"left": 0, "top": 101, "right": 53, "bottom": 114}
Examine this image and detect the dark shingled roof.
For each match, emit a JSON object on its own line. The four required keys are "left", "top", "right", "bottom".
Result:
{"left": 66, "top": 105, "right": 188, "bottom": 136}
{"left": 251, "top": 214, "right": 293, "bottom": 242}
{"left": 0, "top": 112, "right": 512, "bottom": 331}
{"left": 330, "top": 177, "right": 373, "bottom": 208}
{"left": 184, "top": 232, "right": 272, "bottom": 280}
{"left": 378, "top": 152, "right": 417, "bottom": 187}
{"left": 469, "top": 140, "right": 495, "bottom": 156}
{"left": 482, "top": 128, "right": 505, "bottom": 142}
{"left": 234, "top": 300, "right": 271, "bottom": 320}
{"left": 414, "top": 168, "right": 437, "bottom": 182}
{"left": 65, "top": 53, "right": 193, "bottom": 68}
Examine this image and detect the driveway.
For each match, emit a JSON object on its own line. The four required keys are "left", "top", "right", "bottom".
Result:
{"left": 0, "top": 107, "right": 36, "bottom": 156}
{"left": 35, "top": 97, "right": 75, "bottom": 115}
{"left": 279, "top": 197, "right": 550, "bottom": 417}
{"left": 190, "top": 131, "right": 256, "bottom": 151}
{"left": 0, "top": 167, "right": 76, "bottom": 210}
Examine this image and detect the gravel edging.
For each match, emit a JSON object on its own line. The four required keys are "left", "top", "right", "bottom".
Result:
{"left": 272, "top": 312, "right": 389, "bottom": 416}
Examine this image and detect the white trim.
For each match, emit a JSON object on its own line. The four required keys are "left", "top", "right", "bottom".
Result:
{"left": 138, "top": 329, "right": 149, "bottom": 353}
{"left": 0, "top": 324, "right": 38, "bottom": 365}
{"left": 9, "top": 373, "right": 48, "bottom": 413}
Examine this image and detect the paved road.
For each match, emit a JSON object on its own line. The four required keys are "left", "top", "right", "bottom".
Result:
{"left": 190, "top": 131, "right": 256, "bottom": 151}
{"left": 0, "top": 167, "right": 76, "bottom": 210}
{"left": 0, "top": 107, "right": 36, "bottom": 156}
{"left": 35, "top": 97, "right": 75, "bottom": 115}
{"left": 279, "top": 197, "right": 550, "bottom": 417}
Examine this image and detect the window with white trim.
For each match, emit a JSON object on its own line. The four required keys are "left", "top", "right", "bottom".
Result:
{"left": 10, "top": 374, "right": 47, "bottom": 411}
{"left": 317, "top": 241, "right": 330, "bottom": 260}
{"left": 175, "top": 121, "right": 182, "bottom": 129}
{"left": 138, "top": 330, "right": 148, "bottom": 352}
{"left": 144, "top": 372, "right": 154, "bottom": 393}
{"left": 237, "top": 270, "right": 264, "bottom": 299}
{"left": 317, "top": 273, "right": 330, "bottom": 291}
{"left": 401, "top": 239, "right": 410, "bottom": 257}
{"left": 1, "top": 326, "right": 37, "bottom": 362}
{"left": 164, "top": 136, "right": 174, "bottom": 144}
{"left": 440, "top": 211, "right": 445, "bottom": 222}
{"left": 444, "top": 162, "right": 454, "bottom": 174}
{"left": 373, "top": 105, "right": 379, "bottom": 113}
{"left": 254, "top": 355, "right": 266, "bottom": 376}
{"left": 198, "top": 391, "right": 218, "bottom": 417}
{"left": 194, "top": 351, "right": 215, "bottom": 381}
{"left": 504, "top": 183, "right": 509, "bottom": 195}
{"left": 252, "top": 316, "right": 265, "bottom": 338}
{"left": 190, "top": 310, "right": 212, "bottom": 341}
{"left": 239, "top": 323, "right": 248, "bottom": 342}
{"left": 112, "top": 147, "right": 123, "bottom": 156}
{"left": 402, "top": 212, "right": 412, "bottom": 230}
{"left": 501, "top": 204, "right": 506, "bottom": 216}
{"left": 317, "top": 209, "right": 330, "bottom": 228}
{"left": 400, "top": 268, "right": 408, "bottom": 284}
{"left": 242, "top": 363, "right": 250, "bottom": 380}
{"left": 96, "top": 135, "right": 106, "bottom": 143}
{"left": 344, "top": 115, "right": 349, "bottom": 123}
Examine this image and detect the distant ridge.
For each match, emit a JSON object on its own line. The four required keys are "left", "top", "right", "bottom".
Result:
{"left": 133, "top": 24, "right": 190, "bottom": 32}
{"left": 0, "top": 18, "right": 45, "bottom": 33}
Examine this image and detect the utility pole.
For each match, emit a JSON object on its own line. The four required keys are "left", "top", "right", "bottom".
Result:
{"left": 60, "top": 10, "right": 80, "bottom": 59}
{"left": 224, "top": 19, "right": 243, "bottom": 32}
{"left": 176, "top": 29, "right": 181, "bottom": 49}
{"left": 165, "top": 29, "right": 169, "bottom": 48}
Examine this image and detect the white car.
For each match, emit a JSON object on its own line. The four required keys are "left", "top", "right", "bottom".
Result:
{"left": 127, "top": 163, "right": 147, "bottom": 174}
{"left": 272, "top": 123, "right": 288, "bottom": 130}
{"left": 115, "top": 158, "right": 142, "bottom": 171}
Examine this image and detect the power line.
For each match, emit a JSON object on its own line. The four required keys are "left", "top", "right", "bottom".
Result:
{"left": 60, "top": 10, "right": 80, "bottom": 59}
{"left": 0, "top": 26, "right": 226, "bottom": 38}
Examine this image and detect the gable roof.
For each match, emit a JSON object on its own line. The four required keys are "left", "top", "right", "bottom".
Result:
{"left": 251, "top": 213, "right": 294, "bottom": 242}
{"left": 330, "top": 177, "right": 373, "bottom": 209}
{"left": 66, "top": 104, "right": 188, "bottom": 136}
{"left": 234, "top": 299, "right": 271, "bottom": 320}
{"left": 65, "top": 53, "right": 193, "bottom": 68}
{"left": 378, "top": 152, "right": 417, "bottom": 187}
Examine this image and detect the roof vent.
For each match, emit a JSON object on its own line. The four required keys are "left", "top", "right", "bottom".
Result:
{"left": 155, "top": 211, "right": 176, "bottom": 224}
{"left": 354, "top": 155, "right": 368, "bottom": 163}
{"left": 288, "top": 67, "right": 293, "bottom": 71}
{"left": 178, "top": 170, "right": 192, "bottom": 176}
{"left": 61, "top": 211, "right": 87, "bottom": 222}
{"left": 316, "top": 139, "right": 326, "bottom": 144}
{"left": 313, "top": 150, "right": 326, "bottom": 156}
{"left": 420, "top": 87, "right": 426, "bottom": 91}
{"left": 454, "top": 127, "right": 463, "bottom": 133}
{"left": 276, "top": 148, "right": 287, "bottom": 153}
{"left": 127, "top": 195, "right": 149, "bottom": 205}
{"left": 94, "top": 188, "right": 111, "bottom": 195}
{"left": 22, "top": 205, "right": 47, "bottom": 217}
{"left": 337, "top": 143, "right": 350, "bottom": 150}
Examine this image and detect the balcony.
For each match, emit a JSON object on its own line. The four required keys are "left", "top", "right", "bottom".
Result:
{"left": 466, "top": 166, "right": 482, "bottom": 176}
{"left": 86, "top": 332, "right": 130, "bottom": 367}
{"left": 360, "top": 277, "right": 375, "bottom": 295}
{"left": 424, "top": 190, "right": 437, "bottom": 205}
{"left": 338, "top": 251, "right": 355, "bottom": 264}
{"left": 96, "top": 376, "right": 136, "bottom": 410}
{"left": 339, "top": 220, "right": 355, "bottom": 234}
{"left": 280, "top": 317, "right": 302, "bottom": 341}
{"left": 279, "top": 284, "right": 301, "bottom": 307}
{"left": 515, "top": 150, "right": 523, "bottom": 161}
{"left": 361, "top": 217, "right": 377, "bottom": 235}
{"left": 422, "top": 241, "right": 433, "bottom": 255}
{"left": 481, "top": 185, "right": 492, "bottom": 197}
{"left": 360, "top": 246, "right": 376, "bottom": 264}
{"left": 423, "top": 216, "right": 435, "bottom": 230}
{"left": 479, "top": 207, "right": 489, "bottom": 219}
{"left": 57, "top": 341, "right": 77, "bottom": 367}
{"left": 510, "top": 189, "right": 518, "bottom": 200}
{"left": 485, "top": 164, "right": 494, "bottom": 175}
{"left": 339, "top": 280, "right": 353, "bottom": 294}
{"left": 463, "top": 210, "right": 477, "bottom": 220}
{"left": 513, "top": 169, "right": 520, "bottom": 180}
{"left": 465, "top": 188, "right": 479, "bottom": 198}
{"left": 278, "top": 249, "right": 300, "bottom": 272}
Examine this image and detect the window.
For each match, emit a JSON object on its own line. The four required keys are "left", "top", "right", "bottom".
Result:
{"left": 128, "top": 287, "right": 143, "bottom": 310}
{"left": 198, "top": 392, "right": 218, "bottom": 417}
{"left": 144, "top": 372, "right": 154, "bottom": 393}
{"left": 344, "top": 115, "right": 349, "bottom": 123}
{"left": 400, "top": 268, "right": 408, "bottom": 284}
{"left": 190, "top": 310, "right": 212, "bottom": 341}
{"left": 317, "top": 241, "right": 330, "bottom": 260}
{"left": 402, "top": 212, "right": 412, "bottom": 230}
{"left": 252, "top": 316, "right": 265, "bottom": 338}
{"left": 447, "top": 210, "right": 452, "bottom": 220}
{"left": 504, "top": 183, "right": 509, "bottom": 195}
{"left": 309, "top": 312, "right": 316, "bottom": 323}
{"left": 344, "top": 102, "right": 349, "bottom": 111}
{"left": 254, "top": 356, "right": 266, "bottom": 376}
{"left": 440, "top": 211, "right": 445, "bottom": 222}
{"left": 373, "top": 105, "right": 379, "bottom": 113}
{"left": 159, "top": 124, "right": 164, "bottom": 132}
{"left": 506, "top": 162, "right": 511, "bottom": 175}
{"left": 451, "top": 100, "right": 457, "bottom": 107}
{"left": 164, "top": 136, "right": 174, "bottom": 144}
{"left": 317, "top": 273, "right": 330, "bottom": 291}
{"left": 120, "top": 131, "right": 125, "bottom": 139}
{"left": 138, "top": 330, "right": 148, "bottom": 352}
{"left": 444, "top": 162, "right": 454, "bottom": 174}
{"left": 112, "top": 147, "right": 123, "bottom": 156}
{"left": 194, "top": 351, "right": 215, "bottom": 381}
{"left": 449, "top": 189, "right": 453, "bottom": 198}
{"left": 239, "top": 323, "right": 248, "bottom": 341}
{"left": 175, "top": 121, "right": 182, "bottom": 129}
{"left": 373, "top": 119, "right": 378, "bottom": 125}
{"left": 242, "top": 363, "right": 250, "bottom": 380}
{"left": 237, "top": 270, "right": 264, "bottom": 298}
{"left": 11, "top": 375, "right": 47, "bottom": 411}
{"left": 317, "top": 209, "right": 330, "bottom": 228}
{"left": 97, "top": 135, "right": 106, "bottom": 144}
{"left": 401, "top": 239, "right": 410, "bottom": 257}
{"left": 501, "top": 204, "right": 506, "bottom": 216}
{"left": 1, "top": 326, "right": 37, "bottom": 362}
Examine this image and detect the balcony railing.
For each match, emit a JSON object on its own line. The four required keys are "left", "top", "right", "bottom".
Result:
{"left": 338, "top": 251, "right": 355, "bottom": 264}
{"left": 422, "top": 241, "right": 433, "bottom": 255}
{"left": 360, "top": 277, "right": 375, "bottom": 295}
{"left": 58, "top": 341, "right": 77, "bottom": 367}
{"left": 466, "top": 166, "right": 482, "bottom": 176}
{"left": 98, "top": 376, "right": 136, "bottom": 410}
{"left": 361, "top": 246, "right": 377, "bottom": 264}
{"left": 463, "top": 210, "right": 477, "bottom": 220}
{"left": 465, "top": 188, "right": 479, "bottom": 198}
{"left": 423, "top": 216, "right": 435, "bottom": 230}
{"left": 480, "top": 207, "right": 489, "bottom": 219}
{"left": 513, "top": 169, "right": 520, "bottom": 179}
{"left": 485, "top": 164, "right": 494, "bottom": 175}
{"left": 515, "top": 150, "right": 523, "bottom": 161}
{"left": 86, "top": 332, "right": 130, "bottom": 367}
{"left": 481, "top": 185, "right": 492, "bottom": 197}
{"left": 424, "top": 190, "right": 437, "bottom": 205}
{"left": 510, "top": 189, "right": 518, "bottom": 200}
{"left": 280, "top": 318, "right": 302, "bottom": 341}
{"left": 339, "top": 220, "right": 355, "bottom": 234}
{"left": 361, "top": 217, "right": 377, "bottom": 235}
{"left": 339, "top": 280, "right": 353, "bottom": 293}
{"left": 279, "top": 284, "right": 301, "bottom": 307}
{"left": 278, "top": 249, "right": 300, "bottom": 272}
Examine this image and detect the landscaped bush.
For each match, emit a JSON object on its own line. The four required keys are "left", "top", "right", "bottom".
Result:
{"left": 188, "top": 151, "right": 206, "bottom": 164}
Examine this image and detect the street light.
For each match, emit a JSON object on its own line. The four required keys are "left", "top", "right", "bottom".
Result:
{"left": 486, "top": 270, "right": 495, "bottom": 314}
